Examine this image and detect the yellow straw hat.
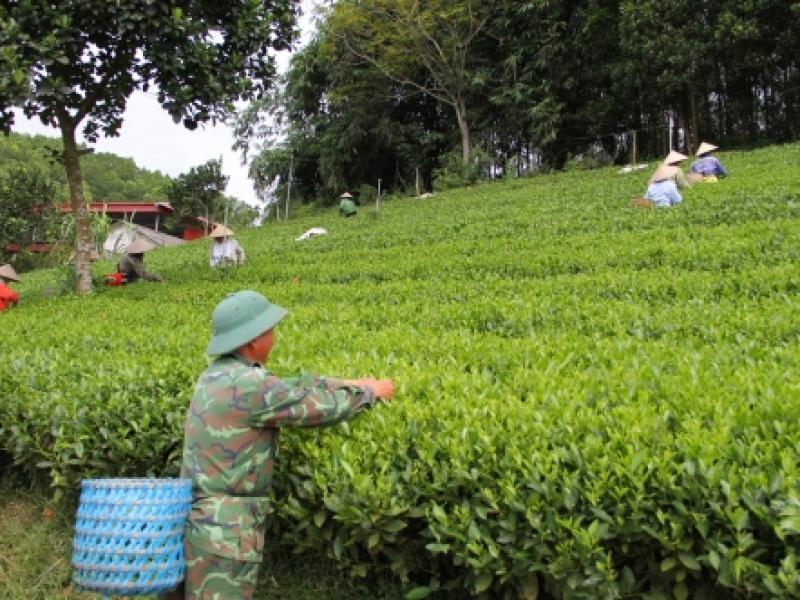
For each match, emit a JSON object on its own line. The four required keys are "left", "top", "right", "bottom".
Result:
{"left": 210, "top": 224, "right": 235, "bottom": 238}
{"left": 125, "top": 237, "right": 156, "bottom": 254}
{"left": 0, "top": 264, "right": 20, "bottom": 282}
{"left": 696, "top": 142, "right": 718, "bottom": 156}
{"left": 664, "top": 150, "right": 688, "bottom": 165}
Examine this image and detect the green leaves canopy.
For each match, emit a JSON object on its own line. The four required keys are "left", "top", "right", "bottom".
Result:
{"left": 166, "top": 158, "right": 228, "bottom": 223}
{"left": 0, "top": 0, "right": 299, "bottom": 138}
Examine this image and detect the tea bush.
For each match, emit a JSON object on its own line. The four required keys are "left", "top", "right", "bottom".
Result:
{"left": 1, "top": 143, "right": 799, "bottom": 597}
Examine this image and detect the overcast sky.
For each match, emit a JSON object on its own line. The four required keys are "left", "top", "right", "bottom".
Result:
{"left": 10, "top": 1, "right": 318, "bottom": 207}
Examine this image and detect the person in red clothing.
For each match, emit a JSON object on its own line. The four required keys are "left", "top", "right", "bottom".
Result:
{"left": 0, "top": 264, "right": 20, "bottom": 311}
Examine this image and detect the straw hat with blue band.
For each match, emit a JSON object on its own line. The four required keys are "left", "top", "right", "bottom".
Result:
{"left": 206, "top": 290, "right": 288, "bottom": 356}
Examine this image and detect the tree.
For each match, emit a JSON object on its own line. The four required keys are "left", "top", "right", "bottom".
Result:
{"left": 0, "top": 166, "right": 59, "bottom": 254}
{"left": 236, "top": 24, "right": 454, "bottom": 202}
{"left": 166, "top": 159, "right": 228, "bottom": 229}
{"left": 484, "top": 0, "right": 630, "bottom": 169}
{"left": 327, "top": 0, "right": 490, "bottom": 164}
{"left": 0, "top": 0, "right": 298, "bottom": 293}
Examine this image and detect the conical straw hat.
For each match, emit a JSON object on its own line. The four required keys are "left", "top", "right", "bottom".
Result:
{"left": 663, "top": 150, "right": 688, "bottom": 165}
{"left": 0, "top": 264, "right": 20, "bottom": 282}
{"left": 125, "top": 237, "right": 156, "bottom": 254}
{"left": 696, "top": 142, "right": 718, "bottom": 156}
{"left": 649, "top": 164, "right": 679, "bottom": 183}
{"left": 340, "top": 191, "right": 353, "bottom": 198}
{"left": 210, "top": 224, "right": 235, "bottom": 238}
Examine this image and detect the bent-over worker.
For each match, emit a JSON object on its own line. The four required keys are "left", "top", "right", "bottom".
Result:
{"left": 644, "top": 164, "right": 683, "bottom": 208}
{"left": 689, "top": 142, "right": 729, "bottom": 179}
{"left": 660, "top": 149, "right": 690, "bottom": 189}
{"left": 0, "top": 264, "right": 20, "bottom": 311}
{"left": 118, "top": 237, "right": 162, "bottom": 283}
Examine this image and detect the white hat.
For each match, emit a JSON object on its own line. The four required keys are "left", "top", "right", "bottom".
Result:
{"left": 663, "top": 150, "right": 688, "bottom": 165}
{"left": 340, "top": 192, "right": 353, "bottom": 198}
{"left": 125, "top": 237, "right": 156, "bottom": 254}
{"left": 210, "top": 224, "right": 235, "bottom": 238}
{"left": 0, "top": 264, "right": 20, "bottom": 282}
{"left": 649, "top": 164, "right": 679, "bottom": 183}
{"left": 696, "top": 142, "right": 718, "bottom": 156}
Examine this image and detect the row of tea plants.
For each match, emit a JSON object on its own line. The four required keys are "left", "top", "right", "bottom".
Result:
{"left": 2, "top": 143, "right": 799, "bottom": 597}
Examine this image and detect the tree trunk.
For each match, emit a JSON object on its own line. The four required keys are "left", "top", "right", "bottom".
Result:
{"left": 60, "top": 120, "right": 93, "bottom": 294}
{"left": 690, "top": 92, "right": 699, "bottom": 154}
{"left": 454, "top": 98, "right": 470, "bottom": 164}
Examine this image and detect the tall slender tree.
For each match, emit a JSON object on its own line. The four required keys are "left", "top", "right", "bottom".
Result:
{"left": 328, "top": 0, "right": 490, "bottom": 164}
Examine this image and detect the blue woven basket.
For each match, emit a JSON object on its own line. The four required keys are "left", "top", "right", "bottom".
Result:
{"left": 72, "top": 478, "right": 192, "bottom": 597}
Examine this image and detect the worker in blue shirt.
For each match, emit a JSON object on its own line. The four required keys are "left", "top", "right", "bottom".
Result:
{"left": 689, "top": 142, "right": 729, "bottom": 178}
{"left": 644, "top": 164, "right": 683, "bottom": 208}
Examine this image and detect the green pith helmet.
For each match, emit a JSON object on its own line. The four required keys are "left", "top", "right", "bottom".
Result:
{"left": 206, "top": 291, "right": 288, "bottom": 356}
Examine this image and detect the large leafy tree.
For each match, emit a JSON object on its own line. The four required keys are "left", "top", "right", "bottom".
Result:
{"left": 327, "top": 0, "right": 490, "bottom": 164}
{"left": 166, "top": 158, "right": 228, "bottom": 227}
{"left": 485, "top": 0, "right": 629, "bottom": 169}
{"left": 0, "top": 0, "right": 297, "bottom": 293}
{"left": 237, "top": 33, "right": 449, "bottom": 202}
{"left": 0, "top": 165, "right": 58, "bottom": 254}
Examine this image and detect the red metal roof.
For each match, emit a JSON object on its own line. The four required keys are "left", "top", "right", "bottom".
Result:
{"left": 4, "top": 242, "right": 55, "bottom": 254}
{"left": 58, "top": 202, "right": 174, "bottom": 215}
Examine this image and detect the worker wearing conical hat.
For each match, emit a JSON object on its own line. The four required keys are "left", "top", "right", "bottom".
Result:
{"left": 209, "top": 224, "right": 245, "bottom": 268}
{"left": 117, "top": 237, "right": 162, "bottom": 283}
{"left": 339, "top": 191, "right": 357, "bottom": 217}
{"left": 658, "top": 149, "right": 690, "bottom": 189}
{"left": 689, "top": 142, "right": 729, "bottom": 179}
{"left": 0, "top": 264, "right": 20, "bottom": 311}
{"left": 644, "top": 164, "right": 683, "bottom": 208}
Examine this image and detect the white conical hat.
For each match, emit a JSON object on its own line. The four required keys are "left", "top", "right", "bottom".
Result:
{"left": 649, "top": 164, "right": 679, "bottom": 183}
{"left": 125, "top": 237, "right": 156, "bottom": 254}
{"left": 340, "top": 191, "right": 353, "bottom": 198}
{"left": 696, "top": 142, "right": 718, "bottom": 156}
{"left": 210, "top": 224, "right": 234, "bottom": 238}
{"left": 664, "top": 150, "right": 688, "bottom": 165}
{"left": 0, "top": 264, "right": 20, "bottom": 282}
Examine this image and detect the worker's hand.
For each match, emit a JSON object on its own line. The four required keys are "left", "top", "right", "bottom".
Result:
{"left": 343, "top": 377, "right": 395, "bottom": 400}
{"left": 366, "top": 378, "right": 394, "bottom": 400}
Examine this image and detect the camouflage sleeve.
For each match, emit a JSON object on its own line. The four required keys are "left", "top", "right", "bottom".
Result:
{"left": 247, "top": 372, "right": 376, "bottom": 428}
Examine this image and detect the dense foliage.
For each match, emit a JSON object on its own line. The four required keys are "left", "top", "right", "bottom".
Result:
{"left": 240, "top": 0, "right": 800, "bottom": 200}
{"left": 0, "top": 165, "right": 59, "bottom": 251}
{"left": 2, "top": 144, "right": 800, "bottom": 597}
{"left": 0, "top": 132, "right": 172, "bottom": 201}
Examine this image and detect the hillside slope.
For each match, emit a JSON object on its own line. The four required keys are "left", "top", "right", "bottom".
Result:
{"left": 2, "top": 143, "right": 800, "bottom": 597}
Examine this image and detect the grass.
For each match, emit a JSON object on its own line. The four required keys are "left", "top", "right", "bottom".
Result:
{"left": 0, "top": 474, "right": 407, "bottom": 600}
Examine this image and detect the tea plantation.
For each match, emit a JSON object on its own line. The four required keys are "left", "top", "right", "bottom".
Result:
{"left": 2, "top": 143, "right": 799, "bottom": 598}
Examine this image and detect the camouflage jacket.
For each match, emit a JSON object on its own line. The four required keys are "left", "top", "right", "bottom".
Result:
{"left": 180, "top": 353, "right": 376, "bottom": 561}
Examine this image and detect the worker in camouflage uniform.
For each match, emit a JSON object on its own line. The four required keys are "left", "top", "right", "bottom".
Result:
{"left": 174, "top": 290, "right": 394, "bottom": 599}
